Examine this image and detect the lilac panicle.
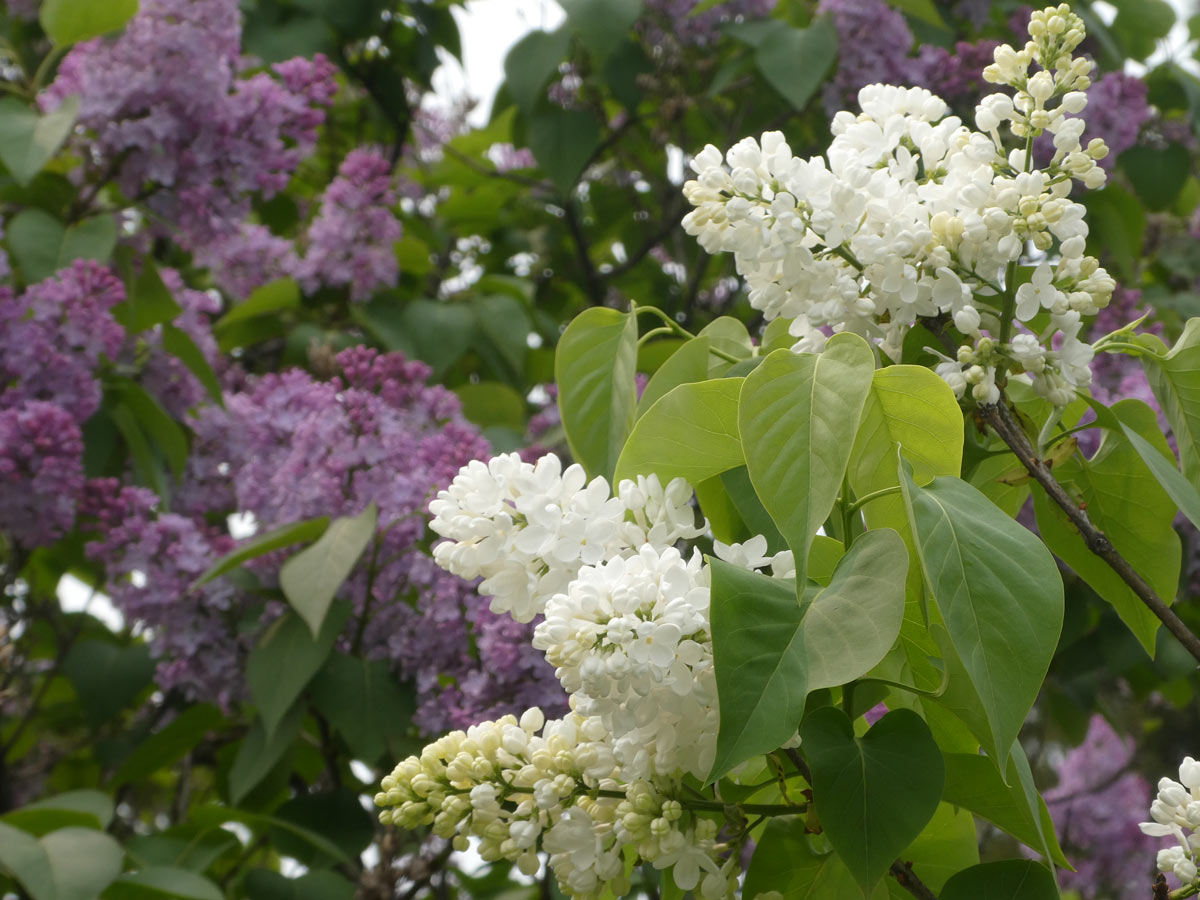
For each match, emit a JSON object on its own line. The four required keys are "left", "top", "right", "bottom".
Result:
{"left": 818, "top": 0, "right": 916, "bottom": 114}
{"left": 297, "top": 148, "right": 402, "bottom": 302}
{"left": 637, "top": 0, "right": 773, "bottom": 49}
{"left": 0, "top": 402, "right": 85, "bottom": 548}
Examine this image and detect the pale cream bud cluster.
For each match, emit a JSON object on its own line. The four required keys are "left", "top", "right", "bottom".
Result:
{"left": 682, "top": 5, "right": 1119, "bottom": 407}
{"left": 1140, "top": 757, "right": 1200, "bottom": 887}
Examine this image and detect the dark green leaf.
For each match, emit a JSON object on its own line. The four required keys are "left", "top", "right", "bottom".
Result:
{"left": 528, "top": 107, "right": 601, "bottom": 194}
{"left": 195, "top": 518, "right": 330, "bottom": 588}
{"left": 0, "top": 96, "right": 78, "bottom": 187}
{"left": 214, "top": 278, "right": 300, "bottom": 330}
{"left": 241, "top": 870, "right": 355, "bottom": 900}
{"left": 246, "top": 604, "right": 351, "bottom": 738}
{"left": 755, "top": 18, "right": 838, "bottom": 111}
{"left": 112, "top": 705, "right": 225, "bottom": 787}
{"left": 1120, "top": 143, "right": 1190, "bottom": 211}
{"left": 270, "top": 790, "right": 375, "bottom": 866}
{"left": 939, "top": 860, "right": 1059, "bottom": 900}
{"left": 112, "top": 379, "right": 189, "bottom": 478}
{"left": 280, "top": 504, "right": 377, "bottom": 638}
{"left": 1144, "top": 317, "right": 1200, "bottom": 489}
{"left": 102, "top": 867, "right": 224, "bottom": 900}
{"left": 161, "top": 324, "right": 223, "bottom": 407}
{"left": 454, "top": 382, "right": 527, "bottom": 431}
{"left": 743, "top": 818, "right": 862, "bottom": 899}
{"left": 352, "top": 297, "right": 473, "bottom": 378}
{"left": 228, "top": 705, "right": 304, "bottom": 805}
{"left": 503, "top": 28, "right": 570, "bottom": 115}
{"left": 63, "top": 639, "right": 155, "bottom": 728}
{"left": 113, "top": 260, "right": 183, "bottom": 333}
{"left": 899, "top": 465, "right": 1063, "bottom": 769}
{"left": 738, "top": 335, "right": 875, "bottom": 586}
{"left": 555, "top": 307, "right": 638, "bottom": 481}
{"left": 308, "top": 654, "right": 416, "bottom": 763}
{"left": 40, "top": 0, "right": 137, "bottom": 43}
{"left": 801, "top": 708, "right": 944, "bottom": 897}
{"left": 8, "top": 209, "right": 117, "bottom": 283}
{"left": 561, "top": 0, "right": 643, "bottom": 62}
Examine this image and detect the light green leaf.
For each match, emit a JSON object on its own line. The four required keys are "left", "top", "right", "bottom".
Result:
{"left": 886, "top": 803, "right": 978, "bottom": 896}
{"left": 555, "top": 307, "right": 638, "bottom": 481}
{"left": 0, "top": 95, "right": 78, "bottom": 186}
{"left": 939, "top": 860, "right": 1059, "bottom": 900}
{"left": 0, "top": 821, "right": 55, "bottom": 900}
{"left": 40, "top": 0, "right": 138, "bottom": 43}
{"left": 454, "top": 382, "right": 527, "bottom": 431}
{"left": 194, "top": 517, "right": 330, "bottom": 588}
{"left": 614, "top": 378, "right": 743, "bottom": 486}
{"left": 214, "top": 278, "right": 300, "bottom": 330}
{"left": 103, "top": 867, "right": 224, "bottom": 900}
{"left": 1144, "top": 317, "right": 1200, "bottom": 490}
{"left": 743, "top": 818, "right": 866, "bottom": 899}
{"left": 42, "top": 827, "right": 124, "bottom": 900}
{"left": 638, "top": 337, "right": 712, "bottom": 416}
{"left": 800, "top": 708, "right": 944, "bottom": 897}
{"left": 708, "top": 528, "right": 907, "bottom": 781}
{"left": 8, "top": 209, "right": 117, "bottom": 283}
{"left": 246, "top": 603, "right": 350, "bottom": 738}
{"left": 899, "top": 464, "right": 1063, "bottom": 772}
{"left": 7, "top": 791, "right": 114, "bottom": 834}
{"left": 696, "top": 317, "right": 753, "bottom": 371}
{"left": 280, "top": 503, "right": 377, "bottom": 637}
{"left": 755, "top": 18, "right": 838, "bottom": 112}
{"left": 738, "top": 335, "right": 875, "bottom": 586}
{"left": 1033, "top": 399, "right": 1179, "bottom": 655}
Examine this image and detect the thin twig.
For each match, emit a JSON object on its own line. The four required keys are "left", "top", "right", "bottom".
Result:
{"left": 889, "top": 860, "right": 939, "bottom": 900}
{"left": 980, "top": 400, "right": 1200, "bottom": 664}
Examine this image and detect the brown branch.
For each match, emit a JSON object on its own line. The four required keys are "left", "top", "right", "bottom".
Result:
{"left": 889, "top": 860, "right": 939, "bottom": 900}
{"left": 980, "top": 400, "right": 1200, "bottom": 664}
{"left": 564, "top": 200, "right": 604, "bottom": 305}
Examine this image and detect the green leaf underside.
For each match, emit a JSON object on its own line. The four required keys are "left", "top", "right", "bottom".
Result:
{"left": 708, "top": 528, "right": 907, "bottom": 781}
{"left": 279, "top": 503, "right": 377, "bottom": 638}
{"left": 195, "top": 517, "right": 330, "bottom": 587}
{"left": 900, "top": 465, "right": 1063, "bottom": 771}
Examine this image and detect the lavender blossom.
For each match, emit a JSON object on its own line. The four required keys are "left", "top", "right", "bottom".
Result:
{"left": 192, "top": 223, "right": 300, "bottom": 300}
{"left": 1036, "top": 72, "right": 1149, "bottom": 169}
{"left": 637, "top": 0, "right": 773, "bottom": 49}
{"left": 0, "top": 402, "right": 85, "bottom": 548}
{"left": 297, "top": 149, "right": 402, "bottom": 302}
{"left": 41, "top": 0, "right": 337, "bottom": 247}
{"left": 818, "top": 0, "right": 916, "bottom": 115}
{"left": 911, "top": 40, "right": 1003, "bottom": 103}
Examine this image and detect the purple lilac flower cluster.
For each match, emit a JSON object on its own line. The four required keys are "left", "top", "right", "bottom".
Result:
{"left": 818, "top": 0, "right": 918, "bottom": 114}
{"left": 637, "top": 0, "right": 773, "bottom": 49}
{"left": 90, "top": 346, "right": 566, "bottom": 727}
{"left": 41, "top": 0, "right": 337, "bottom": 248}
{"left": 296, "top": 149, "right": 403, "bottom": 302}
{"left": 1035, "top": 72, "right": 1150, "bottom": 170}
{"left": 0, "top": 262, "right": 125, "bottom": 548}
{"left": 1037, "top": 715, "right": 1156, "bottom": 896}
{"left": 193, "top": 223, "right": 299, "bottom": 301}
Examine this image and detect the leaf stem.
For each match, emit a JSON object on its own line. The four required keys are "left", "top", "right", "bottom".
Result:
{"left": 980, "top": 398, "right": 1200, "bottom": 664}
{"left": 846, "top": 485, "right": 903, "bottom": 515}
{"left": 632, "top": 306, "right": 740, "bottom": 363}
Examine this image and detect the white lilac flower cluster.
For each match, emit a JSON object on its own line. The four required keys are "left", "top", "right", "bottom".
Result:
{"left": 382, "top": 454, "right": 788, "bottom": 898}
{"left": 681, "top": 4, "right": 1114, "bottom": 407}
{"left": 1140, "top": 756, "right": 1200, "bottom": 886}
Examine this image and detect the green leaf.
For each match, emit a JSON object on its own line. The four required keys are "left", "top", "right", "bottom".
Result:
{"left": 503, "top": 28, "right": 570, "bottom": 115}
{"left": 1122, "top": 421, "right": 1200, "bottom": 531}
{"left": 614, "top": 378, "right": 744, "bottom": 485}
{"left": 638, "top": 337, "right": 711, "bottom": 416}
{"left": 708, "top": 528, "right": 907, "bottom": 780}
{"left": 109, "top": 403, "right": 168, "bottom": 499}
{"left": 1033, "top": 400, "right": 1179, "bottom": 655}
{"left": 63, "top": 639, "right": 155, "bottom": 728}
{"left": 555, "top": 307, "right": 638, "bottom": 481}
{"left": 561, "top": 0, "right": 642, "bottom": 62}
{"left": 1121, "top": 143, "right": 1190, "bottom": 211}
{"left": 942, "top": 753, "right": 1069, "bottom": 866}
{"left": 270, "top": 790, "right": 375, "bottom": 866}
{"left": 1079, "top": 186, "right": 1144, "bottom": 282}
{"left": 0, "top": 821, "right": 55, "bottom": 900}
{"left": 113, "top": 260, "right": 183, "bottom": 334}
{"left": 8, "top": 209, "right": 117, "bottom": 283}
{"left": 112, "top": 379, "right": 189, "bottom": 478}
{"left": 528, "top": 106, "right": 601, "bottom": 194}
{"left": 454, "top": 382, "right": 527, "bottom": 431}
{"left": 744, "top": 818, "right": 864, "bottom": 899}
{"left": 0, "top": 96, "right": 78, "bottom": 187}
{"left": 246, "top": 604, "right": 350, "bottom": 738}
{"left": 195, "top": 517, "right": 330, "bottom": 588}
{"left": 214, "top": 278, "right": 300, "bottom": 330}
{"left": 228, "top": 705, "right": 304, "bottom": 806}
{"left": 353, "top": 297, "right": 474, "bottom": 378}
{"left": 187, "top": 807, "right": 350, "bottom": 865}
{"left": 899, "top": 465, "right": 1063, "bottom": 770}
{"left": 112, "top": 704, "right": 224, "bottom": 787}
{"left": 5, "top": 791, "right": 114, "bottom": 835}
{"left": 888, "top": 803, "right": 979, "bottom": 895}
{"left": 800, "top": 708, "right": 944, "bottom": 897}
{"left": 738, "top": 335, "right": 875, "bottom": 586}
{"left": 1144, "top": 317, "right": 1200, "bottom": 490}
{"left": 160, "top": 324, "right": 223, "bottom": 407}
{"left": 755, "top": 18, "right": 838, "bottom": 111}
{"left": 241, "top": 870, "right": 356, "bottom": 900}
{"left": 697, "top": 317, "right": 754, "bottom": 372}
{"left": 280, "top": 503, "right": 377, "bottom": 638}
{"left": 40, "top": 0, "right": 137, "bottom": 43}
{"left": 308, "top": 654, "right": 415, "bottom": 763}
{"left": 471, "top": 293, "right": 531, "bottom": 380}
{"left": 41, "top": 827, "right": 125, "bottom": 900}
{"left": 720, "top": 465, "right": 787, "bottom": 553}
{"left": 103, "top": 867, "right": 224, "bottom": 900}
{"left": 939, "top": 860, "right": 1059, "bottom": 900}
